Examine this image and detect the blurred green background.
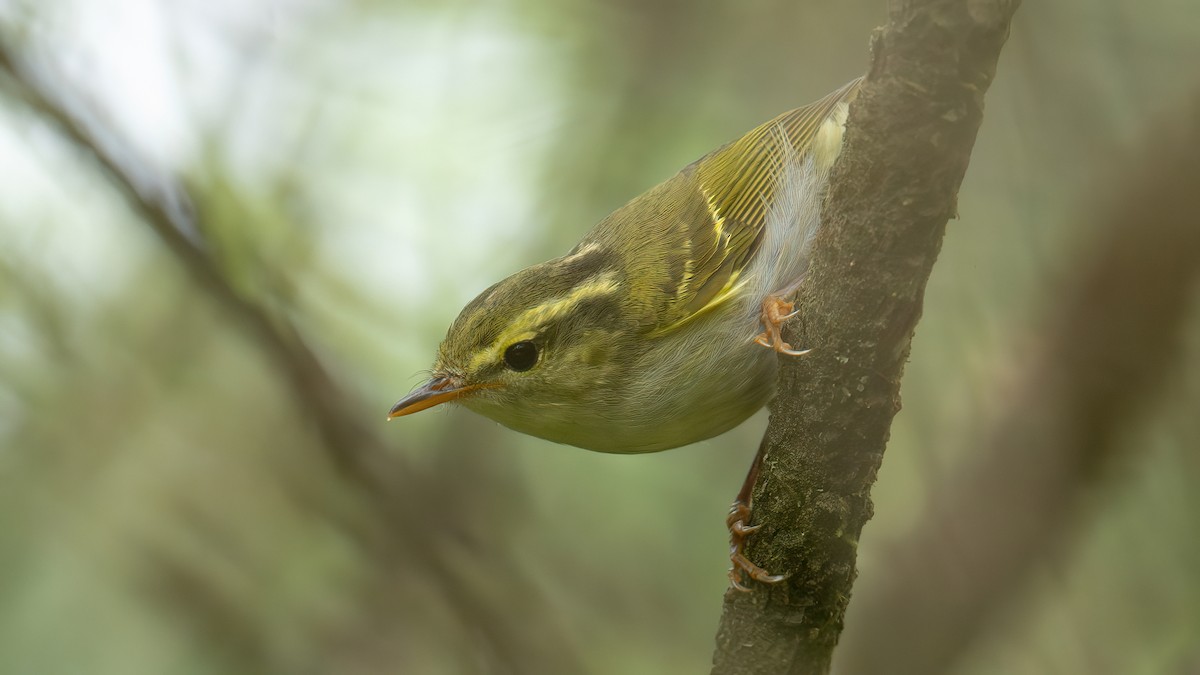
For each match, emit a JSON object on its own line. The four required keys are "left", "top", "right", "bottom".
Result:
{"left": 1, "top": 1, "right": 1197, "bottom": 674}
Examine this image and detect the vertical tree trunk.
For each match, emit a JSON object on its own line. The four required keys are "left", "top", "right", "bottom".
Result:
{"left": 711, "top": 1, "right": 1022, "bottom": 672}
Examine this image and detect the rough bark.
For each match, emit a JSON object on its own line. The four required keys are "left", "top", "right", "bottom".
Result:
{"left": 711, "top": 1, "right": 1022, "bottom": 673}
{"left": 835, "top": 90, "right": 1200, "bottom": 675}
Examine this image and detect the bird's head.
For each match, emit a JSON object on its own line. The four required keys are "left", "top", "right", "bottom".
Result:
{"left": 388, "top": 245, "right": 638, "bottom": 436}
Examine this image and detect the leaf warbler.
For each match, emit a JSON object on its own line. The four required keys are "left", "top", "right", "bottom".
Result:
{"left": 390, "top": 78, "right": 861, "bottom": 585}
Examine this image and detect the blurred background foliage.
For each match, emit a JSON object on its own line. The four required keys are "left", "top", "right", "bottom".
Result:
{"left": 0, "top": 1, "right": 1197, "bottom": 674}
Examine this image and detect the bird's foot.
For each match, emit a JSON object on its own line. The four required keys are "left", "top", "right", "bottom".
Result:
{"left": 726, "top": 500, "right": 787, "bottom": 592}
{"left": 753, "top": 295, "right": 810, "bottom": 356}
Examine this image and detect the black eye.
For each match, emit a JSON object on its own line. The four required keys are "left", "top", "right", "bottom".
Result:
{"left": 503, "top": 341, "right": 539, "bottom": 371}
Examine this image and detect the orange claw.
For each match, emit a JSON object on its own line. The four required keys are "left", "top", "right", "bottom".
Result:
{"left": 754, "top": 296, "right": 810, "bottom": 356}
{"left": 727, "top": 501, "right": 787, "bottom": 592}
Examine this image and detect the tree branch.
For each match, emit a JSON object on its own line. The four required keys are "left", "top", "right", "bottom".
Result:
{"left": 835, "top": 89, "right": 1200, "bottom": 675}
{"left": 711, "top": 1, "right": 1021, "bottom": 673}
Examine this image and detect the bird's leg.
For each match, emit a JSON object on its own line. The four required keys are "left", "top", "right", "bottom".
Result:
{"left": 753, "top": 277, "right": 811, "bottom": 356}
{"left": 727, "top": 436, "right": 787, "bottom": 591}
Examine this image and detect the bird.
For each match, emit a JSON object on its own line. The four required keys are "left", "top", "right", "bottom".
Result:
{"left": 389, "top": 77, "right": 861, "bottom": 588}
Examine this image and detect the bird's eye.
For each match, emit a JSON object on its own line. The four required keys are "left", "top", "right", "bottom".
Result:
{"left": 503, "top": 341, "right": 539, "bottom": 372}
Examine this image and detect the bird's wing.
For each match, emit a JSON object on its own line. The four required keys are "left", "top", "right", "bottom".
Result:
{"left": 648, "top": 77, "right": 862, "bottom": 336}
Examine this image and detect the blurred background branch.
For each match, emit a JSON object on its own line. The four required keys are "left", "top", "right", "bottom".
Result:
{"left": 0, "top": 38, "right": 393, "bottom": 492}
{"left": 0, "top": 26, "right": 584, "bottom": 675}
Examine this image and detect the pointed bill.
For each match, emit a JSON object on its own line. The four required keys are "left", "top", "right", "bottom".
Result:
{"left": 387, "top": 376, "right": 492, "bottom": 418}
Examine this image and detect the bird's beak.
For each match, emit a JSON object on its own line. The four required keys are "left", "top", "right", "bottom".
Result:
{"left": 387, "top": 375, "right": 489, "bottom": 419}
